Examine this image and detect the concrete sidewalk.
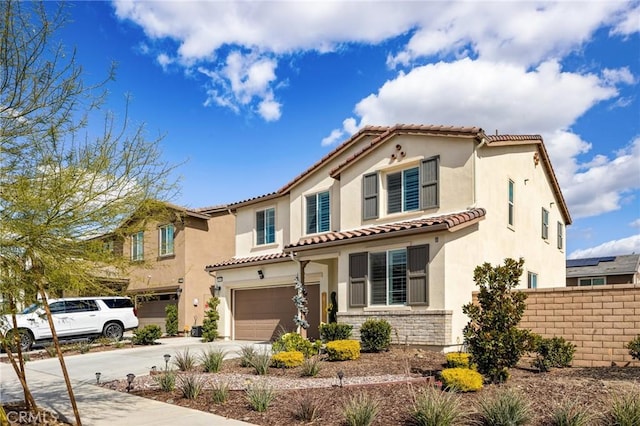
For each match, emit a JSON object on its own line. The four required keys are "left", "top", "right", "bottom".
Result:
{"left": 1, "top": 337, "right": 267, "bottom": 425}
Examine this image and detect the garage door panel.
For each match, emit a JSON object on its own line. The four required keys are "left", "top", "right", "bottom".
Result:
{"left": 136, "top": 299, "right": 177, "bottom": 333}
{"left": 234, "top": 285, "right": 319, "bottom": 341}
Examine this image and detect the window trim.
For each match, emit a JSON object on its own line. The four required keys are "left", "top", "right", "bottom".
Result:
{"left": 557, "top": 221, "right": 563, "bottom": 250}
{"left": 541, "top": 208, "right": 549, "bottom": 240}
{"left": 578, "top": 277, "right": 606, "bottom": 286}
{"left": 305, "top": 190, "right": 331, "bottom": 235}
{"left": 158, "top": 224, "right": 175, "bottom": 257}
{"left": 527, "top": 271, "right": 538, "bottom": 289}
{"left": 256, "top": 207, "right": 276, "bottom": 246}
{"left": 131, "top": 231, "right": 144, "bottom": 261}
{"left": 369, "top": 248, "right": 407, "bottom": 306}
{"left": 508, "top": 179, "right": 515, "bottom": 227}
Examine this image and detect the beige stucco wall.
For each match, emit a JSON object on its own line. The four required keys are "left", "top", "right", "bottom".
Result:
{"left": 234, "top": 196, "right": 290, "bottom": 258}
{"left": 475, "top": 144, "right": 567, "bottom": 288}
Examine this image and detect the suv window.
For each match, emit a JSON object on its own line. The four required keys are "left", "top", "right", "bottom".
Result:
{"left": 65, "top": 300, "right": 99, "bottom": 313}
{"left": 49, "top": 302, "right": 65, "bottom": 314}
{"left": 101, "top": 298, "right": 134, "bottom": 309}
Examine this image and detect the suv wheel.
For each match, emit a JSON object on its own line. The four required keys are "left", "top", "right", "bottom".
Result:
{"left": 7, "top": 329, "right": 33, "bottom": 352}
{"left": 103, "top": 322, "right": 124, "bottom": 340}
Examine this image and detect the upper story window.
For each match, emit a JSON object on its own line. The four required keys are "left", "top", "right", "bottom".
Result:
{"left": 527, "top": 271, "right": 538, "bottom": 289}
{"left": 256, "top": 207, "right": 275, "bottom": 245}
{"left": 159, "top": 224, "right": 174, "bottom": 256}
{"left": 579, "top": 277, "right": 605, "bottom": 286}
{"left": 508, "top": 179, "right": 515, "bottom": 226}
{"left": 557, "top": 222, "right": 563, "bottom": 250}
{"left": 131, "top": 231, "right": 144, "bottom": 261}
{"left": 541, "top": 208, "right": 549, "bottom": 240}
{"left": 348, "top": 244, "right": 429, "bottom": 307}
{"left": 362, "top": 156, "right": 439, "bottom": 220}
{"left": 103, "top": 240, "right": 114, "bottom": 253}
{"left": 306, "top": 191, "right": 330, "bottom": 234}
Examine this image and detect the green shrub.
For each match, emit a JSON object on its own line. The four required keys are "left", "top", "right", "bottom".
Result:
{"left": 300, "top": 356, "right": 323, "bottom": 377}
{"left": 291, "top": 394, "right": 322, "bottom": 422}
{"left": 446, "top": 352, "right": 472, "bottom": 369}
{"left": 549, "top": 401, "right": 595, "bottom": 426}
{"left": 164, "top": 304, "right": 178, "bottom": 336}
{"left": 476, "top": 388, "right": 532, "bottom": 426}
{"left": 326, "top": 340, "right": 360, "bottom": 361}
{"left": 319, "top": 322, "right": 353, "bottom": 342}
{"left": 246, "top": 382, "right": 276, "bottom": 412}
{"left": 439, "top": 368, "right": 483, "bottom": 392}
{"left": 201, "top": 297, "right": 220, "bottom": 342}
{"left": 359, "top": 318, "right": 392, "bottom": 352}
{"left": 626, "top": 335, "right": 640, "bottom": 361}
{"left": 248, "top": 348, "right": 272, "bottom": 375}
{"left": 532, "top": 336, "right": 576, "bottom": 371}
{"left": 173, "top": 348, "right": 197, "bottom": 371}
{"left": 343, "top": 392, "right": 379, "bottom": 426}
{"left": 200, "top": 348, "right": 226, "bottom": 373}
{"left": 177, "top": 374, "right": 206, "bottom": 400}
{"left": 410, "top": 385, "right": 466, "bottom": 426}
{"left": 271, "top": 350, "right": 304, "bottom": 368}
{"left": 132, "top": 325, "right": 162, "bottom": 345}
{"left": 211, "top": 381, "right": 229, "bottom": 404}
{"left": 239, "top": 345, "right": 257, "bottom": 367}
{"left": 271, "top": 332, "right": 320, "bottom": 357}
{"left": 153, "top": 370, "right": 176, "bottom": 392}
{"left": 604, "top": 390, "right": 640, "bottom": 426}
{"left": 462, "top": 258, "right": 530, "bottom": 383}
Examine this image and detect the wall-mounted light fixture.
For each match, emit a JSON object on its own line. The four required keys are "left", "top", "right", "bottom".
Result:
{"left": 176, "top": 287, "right": 183, "bottom": 298}
{"left": 177, "top": 277, "right": 184, "bottom": 283}
{"left": 210, "top": 285, "right": 222, "bottom": 296}
{"left": 258, "top": 269, "right": 264, "bottom": 279}
{"left": 193, "top": 298, "right": 199, "bottom": 307}
{"left": 216, "top": 276, "right": 223, "bottom": 283}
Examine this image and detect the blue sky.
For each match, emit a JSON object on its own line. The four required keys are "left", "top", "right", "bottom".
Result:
{"left": 56, "top": 1, "right": 639, "bottom": 259}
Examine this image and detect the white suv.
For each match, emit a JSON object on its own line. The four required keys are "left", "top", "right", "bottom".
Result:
{"left": 1, "top": 297, "right": 139, "bottom": 351}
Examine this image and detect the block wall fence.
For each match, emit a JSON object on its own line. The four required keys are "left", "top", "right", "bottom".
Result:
{"left": 517, "top": 284, "right": 640, "bottom": 367}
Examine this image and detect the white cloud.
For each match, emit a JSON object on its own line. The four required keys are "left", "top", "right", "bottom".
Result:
{"left": 602, "top": 67, "right": 636, "bottom": 86}
{"left": 610, "top": 2, "right": 640, "bottom": 36}
{"left": 630, "top": 218, "right": 640, "bottom": 228}
{"left": 569, "top": 234, "right": 640, "bottom": 259}
{"left": 321, "top": 128, "right": 344, "bottom": 147}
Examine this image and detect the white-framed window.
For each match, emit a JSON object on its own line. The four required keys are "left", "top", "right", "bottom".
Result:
{"left": 541, "top": 208, "right": 549, "bottom": 240}
{"left": 508, "top": 179, "right": 515, "bottom": 226}
{"left": 527, "top": 272, "right": 538, "bottom": 289}
{"left": 256, "top": 207, "right": 275, "bottom": 245}
{"left": 159, "top": 224, "right": 174, "bottom": 256}
{"left": 557, "top": 222, "right": 563, "bottom": 250}
{"left": 306, "top": 191, "right": 330, "bottom": 234}
{"left": 387, "top": 167, "right": 420, "bottom": 214}
{"left": 579, "top": 277, "right": 606, "bottom": 286}
{"left": 131, "top": 231, "right": 144, "bottom": 261}
{"left": 370, "top": 249, "right": 408, "bottom": 305}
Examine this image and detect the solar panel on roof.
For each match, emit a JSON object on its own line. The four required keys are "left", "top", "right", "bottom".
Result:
{"left": 566, "top": 256, "right": 616, "bottom": 268}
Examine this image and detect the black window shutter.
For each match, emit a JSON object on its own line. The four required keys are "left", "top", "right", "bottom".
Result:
{"left": 420, "top": 156, "right": 439, "bottom": 209}
{"left": 362, "top": 172, "right": 379, "bottom": 220}
{"left": 349, "top": 252, "right": 368, "bottom": 307}
{"left": 387, "top": 172, "right": 402, "bottom": 214}
{"left": 407, "top": 244, "right": 429, "bottom": 305}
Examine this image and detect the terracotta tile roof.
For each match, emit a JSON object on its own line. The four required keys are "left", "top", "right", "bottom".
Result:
{"left": 286, "top": 208, "right": 486, "bottom": 251}
{"left": 206, "top": 251, "right": 291, "bottom": 271}
{"left": 330, "top": 124, "right": 484, "bottom": 178}
{"left": 486, "top": 134, "right": 542, "bottom": 142}
{"left": 229, "top": 191, "right": 280, "bottom": 208}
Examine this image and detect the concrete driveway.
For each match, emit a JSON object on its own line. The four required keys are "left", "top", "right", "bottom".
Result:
{"left": 0, "top": 337, "right": 269, "bottom": 425}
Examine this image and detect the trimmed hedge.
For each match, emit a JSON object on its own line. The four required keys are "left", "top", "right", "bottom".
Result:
{"left": 271, "top": 351, "right": 304, "bottom": 368}
{"left": 440, "top": 368, "right": 483, "bottom": 392}
{"left": 446, "top": 352, "right": 472, "bottom": 369}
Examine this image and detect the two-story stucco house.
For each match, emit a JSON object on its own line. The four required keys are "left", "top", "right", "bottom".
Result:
{"left": 207, "top": 124, "right": 571, "bottom": 349}
{"left": 108, "top": 203, "right": 235, "bottom": 333}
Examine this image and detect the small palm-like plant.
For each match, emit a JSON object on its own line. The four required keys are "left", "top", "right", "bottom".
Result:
{"left": 173, "top": 348, "right": 197, "bottom": 371}
{"left": 246, "top": 382, "right": 276, "bottom": 412}
{"left": 343, "top": 392, "right": 379, "bottom": 426}
{"left": 200, "top": 348, "right": 226, "bottom": 373}
{"left": 410, "top": 385, "right": 466, "bottom": 426}
{"left": 476, "top": 388, "right": 532, "bottom": 426}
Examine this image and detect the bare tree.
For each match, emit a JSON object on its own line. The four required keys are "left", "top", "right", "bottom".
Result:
{"left": 0, "top": 2, "right": 178, "bottom": 424}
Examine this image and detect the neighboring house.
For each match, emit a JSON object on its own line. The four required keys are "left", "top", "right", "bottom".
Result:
{"left": 566, "top": 254, "right": 640, "bottom": 286}
{"left": 105, "top": 203, "right": 235, "bottom": 333}
{"left": 206, "top": 124, "right": 571, "bottom": 349}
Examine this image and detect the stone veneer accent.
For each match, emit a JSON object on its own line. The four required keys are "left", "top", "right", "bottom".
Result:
{"left": 338, "top": 310, "right": 452, "bottom": 347}
{"left": 518, "top": 284, "right": 640, "bottom": 367}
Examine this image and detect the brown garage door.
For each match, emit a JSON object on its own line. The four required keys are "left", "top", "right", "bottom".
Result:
{"left": 234, "top": 284, "right": 319, "bottom": 341}
{"left": 136, "top": 297, "right": 177, "bottom": 333}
